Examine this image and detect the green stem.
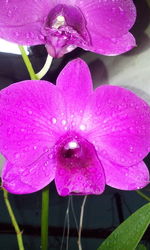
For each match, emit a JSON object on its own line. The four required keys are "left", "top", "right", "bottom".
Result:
{"left": 18, "top": 45, "right": 38, "bottom": 80}
{"left": 41, "top": 186, "right": 49, "bottom": 250}
{"left": 36, "top": 55, "right": 53, "bottom": 79}
{"left": 3, "top": 189, "right": 24, "bottom": 250}
{"left": 136, "top": 190, "right": 150, "bottom": 202}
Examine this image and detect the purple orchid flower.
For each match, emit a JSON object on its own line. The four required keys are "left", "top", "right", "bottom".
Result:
{"left": 0, "top": 58, "right": 150, "bottom": 196}
{"left": 0, "top": 0, "right": 136, "bottom": 57}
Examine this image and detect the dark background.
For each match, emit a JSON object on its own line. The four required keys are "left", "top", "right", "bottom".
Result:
{"left": 0, "top": 0, "right": 150, "bottom": 249}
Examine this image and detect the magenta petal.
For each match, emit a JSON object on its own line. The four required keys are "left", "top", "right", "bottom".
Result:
{"left": 55, "top": 133, "right": 105, "bottom": 196}
{"left": 0, "top": 80, "right": 66, "bottom": 166}
{"left": 0, "top": 0, "right": 53, "bottom": 25}
{"left": 56, "top": 58, "right": 93, "bottom": 130}
{"left": 100, "top": 158, "right": 149, "bottom": 190}
{"left": 87, "top": 32, "right": 136, "bottom": 55}
{"left": 77, "top": 0, "right": 136, "bottom": 38}
{"left": 83, "top": 85, "right": 150, "bottom": 166}
{"left": 0, "top": 0, "right": 54, "bottom": 44}
{"left": 0, "top": 23, "right": 45, "bottom": 45}
{"left": 2, "top": 152, "right": 56, "bottom": 194}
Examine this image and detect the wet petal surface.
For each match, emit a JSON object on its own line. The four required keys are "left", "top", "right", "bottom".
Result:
{"left": 55, "top": 132, "right": 105, "bottom": 196}
{"left": 56, "top": 59, "right": 93, "bottom": 130}
{"left": 0, "top": 0, "right": 54, "bottom": 44}
{"left": 76, "top": 0, "right": 136, "bottom": 38}
{"left": 100, "top": 158, "right": 149, "bottom": 190}
{"left": 2, "top": 151, "right": 56, "bottom": 194}
{"left": 87, "top": 32, "right": 136, "bottom": 56}
{"left": 83, "top": 85, "right": 150, "bottom": 166}
{"left": 0, "top": 80, "right": 66, "bottom": 166}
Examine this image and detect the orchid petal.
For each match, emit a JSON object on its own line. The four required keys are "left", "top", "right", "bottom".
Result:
{"left": 87, "top": 32, "right": 136, "bottom": 56}
{"left": 0, "top": 80, "right": 66, "bottom": 166}
{"left": 0, "top": 0, "right": 54, "bottom": 44}
{"left": 0, "top": 0, "right": 53, "bottom": 26}
{"left": 56, "top": 58, "right": 93, "bottom": 130}
{"left": 2, "top": 151, "right": 56, "bottom": 194}
{"left": 100, "top": 158, "right": 149, "bottom": 190}
{"left": 83, "top": 85, "right": 150, "bottom": 166}
{"left": 55, "top": 135, "right": 105, "bottom": 196}
{"left": 77, "top": 0, "right": 136, "bottom": 38}
{"left": 0, "top": 23, "right": 45, "bottom": 45}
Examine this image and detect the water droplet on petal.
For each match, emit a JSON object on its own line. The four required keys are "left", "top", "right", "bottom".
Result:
{"left": 14, "top": 153, "right": 20, "bottom": 159}
{"left": 20, "top": 128, "right": 25, "bottom": 132}
{"left": 48, "top": 153, "right": 53, "bottom": 159}
{"left": 44, "top": 161, "right": 49, "bottom": 166}
{"left": 121, "top": 157, "right": 125, "bottom": 163}
{"left": 7, "top": 10, "right": 12, "bottom": 17}
{"left": 129, "top": 146, "right": 134, "bottom": 153}
{"left": 61, "top": 120, "right": 67, "bottom": 126}
{"left": 14, "top": 31, "right": 19, "bottom": 37}
{"left": 79, "top": 124, "right": 86, "bottom": 131}
{"left": 52, "top": 117, "right": 57, "bottom": 124}
{"left": 43, "top": 146, "right": 49, "bottom": 153}
{"left": 111, "top": 38, "right": 116, "bottom": 43}
{"left": 28, "top": 110, "right": 33, "bottom": 115}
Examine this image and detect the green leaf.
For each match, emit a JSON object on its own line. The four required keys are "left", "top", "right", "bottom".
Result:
{"left": 97, "top": 203, "right": 150, "bottom": 250}
{"left": 136, "top": 244, "right": 147, "bottom": 250}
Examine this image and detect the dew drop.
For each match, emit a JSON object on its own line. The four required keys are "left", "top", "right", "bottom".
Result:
{"left": 129, "top": 146, "right": 134, "bottom": 153}
{"left": 38, "top": 34, "right": 45, "bottom": 41}
{"left": 44, "top": 161, "right": 49, "bottom": 166}
{"left": 14, "top": 153, "right": 20, "bottom": 159}
{"left": 121, "top": 157, "right": 125, "bottom": 163}
{"left": 20, "top": 128, "right": 25, "bottom": 132}
{"left": 61, "top": 119, "right": 67, "bottom": 126}
{"left": 7, "top": 10, "right": 12, "bottom": 17}
{"left": 43, "top": 146, "right": 49, "bottom": 153}
{"left": 33, "top": 145, "right": 37, "bottom": 150}
{"left": 28, "top": 110, "right": 33, "bottom": 115}
{"left": 48, "top": 153, "right": 53, "bottom": 159}
{"left": 52, "top": 117, "right": 57, "bottom": 124}
{"left": 71, "top": 121, "right": 75, "bottom": 126}
{"left": 14, "top": 31, "right": 19, "bottom": 37}
{"left": 79, "top": 124, "right": 86, "bottom": 131}
{"left": 111, "top": 38, "right": 116, "bottom": 43}
{"left": 29, "top": 167, "right": 35, "bottom": 173}
{"left": 138, "top": 153, "right": 142, "bottom": 157}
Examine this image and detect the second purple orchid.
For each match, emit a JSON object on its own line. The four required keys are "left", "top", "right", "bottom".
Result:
{"left": 0, "top": 58, "right": 150, "bottom": 196}
{"left": 0, "top": 0, "right": 136, "bottom": 57}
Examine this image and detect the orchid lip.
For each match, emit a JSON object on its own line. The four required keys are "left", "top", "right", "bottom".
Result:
{"left": 54, "top": 131, "right": 105, "bottom": 196}
{"left": 42, "top": 4, "right": 90, "bottom": 57}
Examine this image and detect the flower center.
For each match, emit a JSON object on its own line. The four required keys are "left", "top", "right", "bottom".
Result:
{"left": 42, "top": 4, "right": 90, "bottom": 57}
{"left": 55, "top": 132, "right": 99, "bottom": 171}
{"left": 62, "top": 140, "right": 80, "bottom": 158}
{"left": 52, "top": 15, "right": 65, "bottom": 29}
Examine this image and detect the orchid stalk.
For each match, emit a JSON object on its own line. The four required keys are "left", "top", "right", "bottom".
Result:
{"left": 3, "top": 189, "right": 24, "bottom": 250}
{"left": 18, "top": 45, "right": 38, "bottom": 80}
